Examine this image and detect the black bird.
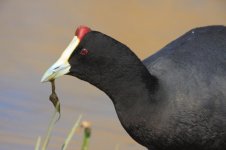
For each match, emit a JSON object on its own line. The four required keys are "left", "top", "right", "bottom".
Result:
{"left": 41, "top": 25, "right": 226, "bottom": 150}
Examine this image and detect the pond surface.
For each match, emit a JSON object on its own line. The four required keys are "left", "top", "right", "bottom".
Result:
{"left": 0, "top": 0, "right": 226, "bottom": 149}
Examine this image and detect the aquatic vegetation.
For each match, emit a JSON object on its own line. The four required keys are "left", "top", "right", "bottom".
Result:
{"left": 34, "top": 108, "right": 90, "bottom": 150}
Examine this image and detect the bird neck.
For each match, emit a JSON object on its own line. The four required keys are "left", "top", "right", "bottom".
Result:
{"left": 97, "top": 60, "right": 159, "bottom": 116}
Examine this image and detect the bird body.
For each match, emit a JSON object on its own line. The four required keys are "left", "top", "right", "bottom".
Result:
{"left": 42, "top": 25, "right": 226, "bottom": 150}
{"left": 141, "top": 26, "right": 226, "bottom": 150}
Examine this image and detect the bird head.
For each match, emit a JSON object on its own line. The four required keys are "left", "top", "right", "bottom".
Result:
{"left": 41, "top": 25, "right": 142, "bottom": 86}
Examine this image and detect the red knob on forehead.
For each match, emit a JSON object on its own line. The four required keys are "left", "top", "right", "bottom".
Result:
{"left": 75, "top": 25, "right": 91, "bottom": 40}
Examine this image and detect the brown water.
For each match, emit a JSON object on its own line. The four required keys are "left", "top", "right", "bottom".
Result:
{"left": 0, "top": 0, "right": 226, "bottom": 149}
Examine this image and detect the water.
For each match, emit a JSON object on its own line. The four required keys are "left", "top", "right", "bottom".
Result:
{"left": 0, "top": 0, "right": 226, "bottom": 149}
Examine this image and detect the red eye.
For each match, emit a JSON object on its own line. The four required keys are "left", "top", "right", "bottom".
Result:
{"left": 80, "top": 48, "right": 89, "bottom": 55}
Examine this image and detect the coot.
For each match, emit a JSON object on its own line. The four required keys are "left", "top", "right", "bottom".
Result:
{"left": 41, "top": 25, "right": 226, "bottom": 150}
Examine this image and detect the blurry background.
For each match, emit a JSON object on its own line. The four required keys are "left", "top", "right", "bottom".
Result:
{"left": 0, "top": 0, "right": 226, "bottom": 149}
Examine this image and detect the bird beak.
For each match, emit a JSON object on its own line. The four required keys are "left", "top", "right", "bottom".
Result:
{"left": 41, "top": 36, "right": 80, "bottom": 82}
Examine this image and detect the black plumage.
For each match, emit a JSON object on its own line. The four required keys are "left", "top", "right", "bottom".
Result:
{"left": 67, "top": 26, "right": 226, "bottom": 150}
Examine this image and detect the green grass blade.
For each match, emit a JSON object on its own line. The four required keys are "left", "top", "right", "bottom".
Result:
{"left": 61, "top": 115, "right": 82, "bottom": 150}
{"left": 35, "top": 136, "right": 41, "bottom": 150}
{"left": 41, "top": 102, "right": 60, "bottom": 150}
{"left": 115, "top": 144, "right": 120, "bottom": 150}
{"left": 81, "top": 121, "right": 92, "bottom": 150}
{"left": 81, "top": 128, "right": 91, "bottom": 150}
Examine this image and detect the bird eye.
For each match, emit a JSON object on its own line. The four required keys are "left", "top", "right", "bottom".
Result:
{"left": 80, "top": 48, "right": 89, "bottom": 56}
